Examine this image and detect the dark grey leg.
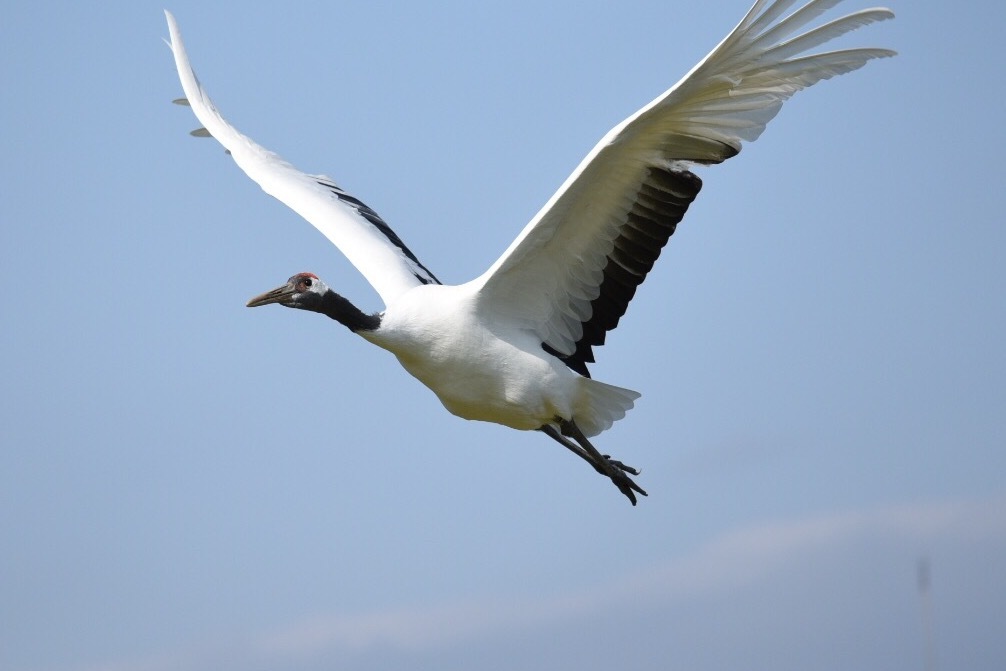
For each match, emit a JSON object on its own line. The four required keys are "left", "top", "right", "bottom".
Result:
{"left": 539, "top": 424, "right": 596, "bottom": 468}
{"left": 540, "top": 420, "right": 648, "bottom": 505}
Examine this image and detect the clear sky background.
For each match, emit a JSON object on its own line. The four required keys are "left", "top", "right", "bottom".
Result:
{"left": 2, "top": 1, "right": 1003, "bottom": 670}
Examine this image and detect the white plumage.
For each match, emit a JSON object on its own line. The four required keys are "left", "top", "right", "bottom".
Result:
{"left": 165, "top": 0, "right": 894, "bottom": 504}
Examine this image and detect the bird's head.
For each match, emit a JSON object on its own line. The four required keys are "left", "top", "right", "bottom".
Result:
{"left": 246, "top": 272, "right": 329, "bottom": 311}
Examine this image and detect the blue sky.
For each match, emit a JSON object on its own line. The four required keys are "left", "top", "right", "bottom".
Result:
{"left": 2, "top": 1, "right": 1004, "bottom": 669}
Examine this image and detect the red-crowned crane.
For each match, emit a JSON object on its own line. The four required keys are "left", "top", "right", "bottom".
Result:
{"left": 165, "top": 1, "right": 894, "bottom": 504}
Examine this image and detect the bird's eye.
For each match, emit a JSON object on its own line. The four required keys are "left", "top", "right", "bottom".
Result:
{"left": 297, "top": 277, "right": 312, "bottom": 291}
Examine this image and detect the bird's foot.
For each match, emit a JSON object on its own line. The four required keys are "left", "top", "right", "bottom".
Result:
{"left": 602, "top": 456, "right": 648, "bottom": 506}
{"left": 589, "top": 454, "right": 646, "bottom": 504}
{"left": 541, "top": 421, "right": 648, "bottom": 505}
{"left": 603, "top": 455, "right": 640, "bottom": 476}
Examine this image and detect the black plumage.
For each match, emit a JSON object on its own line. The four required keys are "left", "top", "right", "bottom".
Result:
{"left": 549, "top": 166, "right": 702, "bottom": 376}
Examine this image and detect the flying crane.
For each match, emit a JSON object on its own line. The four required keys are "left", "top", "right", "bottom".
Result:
{"left": 165, "top": 1, "right": 894, "bottom": 504}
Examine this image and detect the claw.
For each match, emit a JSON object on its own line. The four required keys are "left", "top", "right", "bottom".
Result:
{"left": 611, "top": 469, "right": 648, "bottom": 505}
{"left": 608, "top": 458, "right": 640, "bottom": 476}
{"left": 601, "top": 455, "right": 647, "bottom": 505}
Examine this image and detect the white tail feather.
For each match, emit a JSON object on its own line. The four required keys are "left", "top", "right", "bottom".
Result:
{"left": 576, "top": 379, "right": 641, "bottom": 437}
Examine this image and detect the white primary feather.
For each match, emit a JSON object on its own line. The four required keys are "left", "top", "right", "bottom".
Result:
{"left": 164, "top": 11, "right": 437, "bottom": 308}
{"left": 470, "top": 0, "right": 894, "bottom": 358}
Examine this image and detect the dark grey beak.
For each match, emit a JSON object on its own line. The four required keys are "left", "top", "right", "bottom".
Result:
{"left": 246, "top": 282, "right": 297, "bottom": 307}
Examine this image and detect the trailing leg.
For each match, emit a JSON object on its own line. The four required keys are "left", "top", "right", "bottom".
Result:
{"left": 540, "top": 420, "right": 647, "bottom": 505}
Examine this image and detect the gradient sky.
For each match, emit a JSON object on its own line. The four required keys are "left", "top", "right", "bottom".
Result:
{"left": 2, "top": 2, "right": 1004, "bottom": 670}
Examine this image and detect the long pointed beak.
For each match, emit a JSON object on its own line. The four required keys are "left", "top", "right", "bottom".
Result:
{"left": 246, "top": 282, "right": 297, "bottom": 307}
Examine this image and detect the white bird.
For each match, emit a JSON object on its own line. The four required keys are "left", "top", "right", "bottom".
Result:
{"left": 165, "top": 0, "right": 894, "bottom": 504}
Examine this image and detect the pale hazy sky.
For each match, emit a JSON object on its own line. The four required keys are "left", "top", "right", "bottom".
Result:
{"left": 2, "top": 2, "right": 1004, "bottom": 670}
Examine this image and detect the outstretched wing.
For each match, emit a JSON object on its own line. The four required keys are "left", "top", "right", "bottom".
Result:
{"left": 470, "top": 0, "right": 894, "bottom": 375}
{"left": 164, "top": 11, "right": 439, "bottom": 308}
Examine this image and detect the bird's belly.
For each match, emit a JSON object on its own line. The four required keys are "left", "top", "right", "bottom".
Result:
{"left": 376, "top": 328, "right": 573, "bottom": 430}
{"left": 364, "top": 285, "right": 579, "bottom": 430}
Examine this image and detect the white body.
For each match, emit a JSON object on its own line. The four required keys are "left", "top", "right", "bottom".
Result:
{"left": 365, "top": 283, "right": 637, "bottom": 436}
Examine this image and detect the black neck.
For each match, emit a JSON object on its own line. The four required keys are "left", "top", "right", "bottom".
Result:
{"left": 304, "top": 290, "right": 381, "bottom": 332}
